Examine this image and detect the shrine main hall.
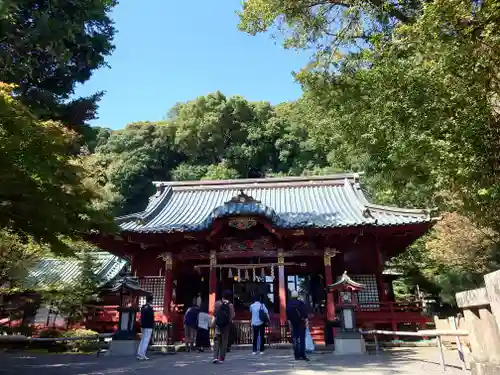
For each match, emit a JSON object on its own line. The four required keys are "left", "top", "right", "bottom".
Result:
{"left": 92, "top": 173, "right": 437, "bottom": 342}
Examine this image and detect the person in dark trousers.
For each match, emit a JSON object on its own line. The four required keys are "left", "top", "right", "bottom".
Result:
{"left": 184, "top": 303, "right": 200, "bottom": 351}
{"left": 195, "top": 301, "right": 210, "bottom": 352}
{"left": 250, "top": 295, "right": 269, "bottom": 354}
{"left": 212, "top": 290, "right": 235, "bottom": 364}
{"left": 137, "top": 295, "right": 155, "bottom": 360}
{"left": 286, "top": 291, "right": 309, "bottom": 361}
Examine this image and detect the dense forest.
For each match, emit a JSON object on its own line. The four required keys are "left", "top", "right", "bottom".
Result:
{"left": 1, "top": 0, "right": 500, "bottom": 306}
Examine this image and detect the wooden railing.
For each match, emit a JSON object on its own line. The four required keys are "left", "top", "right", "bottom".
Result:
{"left": 152, "top": 322, "right": 174, "bottom": 346}
{"left": 151, "top": 320, "right": 291, "bottom": 347}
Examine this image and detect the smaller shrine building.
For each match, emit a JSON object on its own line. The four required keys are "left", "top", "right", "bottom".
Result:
{"left": 92, "top": 173, "right": 437, "bottom": 341}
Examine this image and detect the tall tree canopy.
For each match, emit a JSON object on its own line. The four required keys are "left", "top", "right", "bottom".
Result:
{"left": 0, "top": 83, "right": 116, "bottom": 254}
{"left": 0, "top": 0, "right": 117, "bottom": 137}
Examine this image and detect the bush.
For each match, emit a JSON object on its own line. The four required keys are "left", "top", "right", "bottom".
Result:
{"left": 63, "top": 329, "right": 100, "bottom": 352}
{"left": 34, "top": 328, "right": 65, "bottom": 351}
{"left": 38, "top": 328, "right": 64, "bottom": 338}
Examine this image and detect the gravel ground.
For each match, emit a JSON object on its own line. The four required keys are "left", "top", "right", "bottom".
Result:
{"left": 0, "top": 347, "right": 470, "bottom": 375}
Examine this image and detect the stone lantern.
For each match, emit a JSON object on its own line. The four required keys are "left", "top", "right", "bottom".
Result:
{"left": 106, "top": 271, "right": 151, "bottom": 355}
{"left": 328, "top": 271, "right": 366, "bottom": 355}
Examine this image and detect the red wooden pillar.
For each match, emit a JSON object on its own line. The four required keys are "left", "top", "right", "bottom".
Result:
{"left": 209, "top": 250, "right": 217, "bottom": 315}
{"left": 161, "top": 252, "right": 173, "bottom": 320}
{"left": 129, "top": 253, "right": 136, "bottom": 277}
{"left": 278, "top": 249, "right": 287, "bottom": 324}
{"left": 375, "top": 242, "right": 387, "bottom": 302}
{"left": 324, "top": 249, "right": 336, "bottom": 321}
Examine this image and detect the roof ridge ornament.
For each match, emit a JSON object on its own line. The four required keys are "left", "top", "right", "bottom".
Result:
{"left": 328, "top": 271, "right": 365, "bottom": 292}
{"left": 362, "top": 207, "right": 374, "bottom": 219}
{"left": 226, "top": 189, "right": 261, "bottom": 204}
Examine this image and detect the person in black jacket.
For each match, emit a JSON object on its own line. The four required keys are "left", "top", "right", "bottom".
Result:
{"left": 286, "top": 291, "right": 309, "bottom": 361}
{"left": 137, "top": 295, "right": 155, "bottom": 360}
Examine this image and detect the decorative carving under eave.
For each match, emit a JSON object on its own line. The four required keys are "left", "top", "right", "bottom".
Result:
{"left": 277, "top": 249, "right": 285, "bottom": 266}
{"left": 324, "top": 247, "right": 340, "bottom": 266}
{"left": 292, "top": 241, "right": 314, "bottom": 251}
{"left": 292, "top": 229, "right": 305, "bottom": 236}
{"left": 158, "top": 252, "right": 173, "bottom": 270}
{"left": 228, "top": 216, "right": 258, "bottom": 230}
{"left": 226, "top": 189, "right": 261, "bottom": 204}
{"left": 209, "top": 250, "right": 217, "bottom": 266}
{"left": 180, "top": 243, "right": 204, "bottom": 254}
{"left": 220, "top": 236, "right": 276, "bottom": 252}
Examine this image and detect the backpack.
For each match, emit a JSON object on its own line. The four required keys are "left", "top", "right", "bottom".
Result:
{"left": 184, "top": 307, "right": 199, "bottom": 327}
{"left": 215, "top": 301, "right": 231, "bottom": 328}
{"left": 258, "top": 303, "right": 269, "bottom": 324}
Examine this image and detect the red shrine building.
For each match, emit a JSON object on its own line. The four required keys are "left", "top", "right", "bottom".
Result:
{"left": 91, "top": 173, "right": 437, "bottom": 343}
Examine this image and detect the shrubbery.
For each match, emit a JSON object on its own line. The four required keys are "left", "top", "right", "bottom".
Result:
{"left": 63, "top": 329, "right": 100, "bottom": 352}
{"left": 35, "top": 327, "right": 100, "bottom": 352}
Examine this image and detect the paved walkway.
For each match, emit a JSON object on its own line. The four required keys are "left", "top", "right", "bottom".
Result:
{"left": 0, "top": 348, "right": 470, "bottom": 375}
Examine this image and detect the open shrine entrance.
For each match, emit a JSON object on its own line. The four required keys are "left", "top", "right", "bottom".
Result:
{"left": 174, "top": 218, "right": 328, "bottom": 319}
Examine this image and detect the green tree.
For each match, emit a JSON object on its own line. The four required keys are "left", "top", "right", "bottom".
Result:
{"left": 171, "top": 163, "right": 208, "bottom": 181}
{"left": 0, "top": 0, "right": 117, "bottom": 136}
{"left": 202, "top": 163, "right": 240, "bottom": 180}
{"left": 45, "top": 246, "right": 103, "bottom": 328}
{"left": 0, "top": 229, "right": 45, "bottom": 288}
{"left": 90, "top": 121, "right": 182, "bottom": 214}
{"left": 237, "top": 0, "right": 421, "bottom": 77}
{"left": 0, "top": 83, "right": 115, "bottom": 253}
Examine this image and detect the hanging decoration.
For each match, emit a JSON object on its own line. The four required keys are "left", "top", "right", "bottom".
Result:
{"left": 244, "top": 269, "right": 250, "bottom": 281}
{"left": 228, "top": 217, "right": 258, "bottom": 230}
{"left": 252, "top": 268, "right": 256, "bottom": 281}
{"left": 261, "top": 267, "right": 266, "bottom": 279}
{"left": 270, "top": 266, "right": 275, "bottom": 280}
{"left": 228, "top": 268, "right": 233, "bottom": 278}
{"left": 237, "top": 268, "right": 241, "bottom": 281}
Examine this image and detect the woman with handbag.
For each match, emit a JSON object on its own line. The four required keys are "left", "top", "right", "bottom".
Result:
{"left": 250, "top": 295, "right": 269, "bottom": 354}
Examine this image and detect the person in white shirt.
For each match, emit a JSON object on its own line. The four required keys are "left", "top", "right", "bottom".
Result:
{"left": 249, "top": 296, "right": 269, "bottom": 354}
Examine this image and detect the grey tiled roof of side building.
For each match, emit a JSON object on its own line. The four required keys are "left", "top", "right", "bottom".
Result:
{"left": 24, "top": 252, "right": 127, "bottom": 289}
{"left": 116, "top": 173, "right": 437, "bottom": 233}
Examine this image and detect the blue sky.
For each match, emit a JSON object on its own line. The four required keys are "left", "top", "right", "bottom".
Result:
{"left": 74, "top": 0, "right": 310, "bottom": 130}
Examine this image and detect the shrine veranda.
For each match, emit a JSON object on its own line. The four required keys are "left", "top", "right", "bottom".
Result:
{"left": 90, "top": 173, "right": 437, "bottom": 342}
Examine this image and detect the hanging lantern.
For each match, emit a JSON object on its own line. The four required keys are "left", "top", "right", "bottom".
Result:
{"left": 252, "top": 268, "right": 256, "bottom": 281}
{"left": 228, "top": 268, "right": 233, "bottom": 278}
{"left": 261, "top": 267, "right": 266, "bottom": 279}
{"left": 244, "top": 269, "right": 250, "bottom": 281}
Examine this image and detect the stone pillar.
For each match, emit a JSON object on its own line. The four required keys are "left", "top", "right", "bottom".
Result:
{"left": 484, "top": 270, "right": 500, "bottom": 330}
{"left": 160, "top": 252, "right": 173, "bottom": 319}
{"left": 209, "top": 250, "right": 217, "bottom": 315}
{"left": 278, "top": 249, "right": 287, "bottom": 324}
{"left": 324, "top": 248, "right": 336, "bottom": 321}
{"left": 456, "top": 285, "right": 500, "bottom": 375}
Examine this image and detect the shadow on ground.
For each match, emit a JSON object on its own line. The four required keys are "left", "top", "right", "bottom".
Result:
{"left": 0, "top": 347, "right": 470, "bottom": 375}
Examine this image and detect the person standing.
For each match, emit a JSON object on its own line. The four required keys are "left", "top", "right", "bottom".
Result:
{"left": 137, "top": 295, "right": 155, "bottom": 360}
{"left": 195, "top": 292, "right": 202, "bottom": 307}
{"left": 212, "top": 290, "right": 235, "bottom": 364}
{"left": 184, "top": 303, "right": 200, "bottom": 351}
{"left": 195, "top": 303, "right": 210, "bottom": 352}
{"left": 250, "top": 296, "right": 269, "bottom": 354}
{"left": 286, "top": 291, "right": 309, "bottom": 361}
